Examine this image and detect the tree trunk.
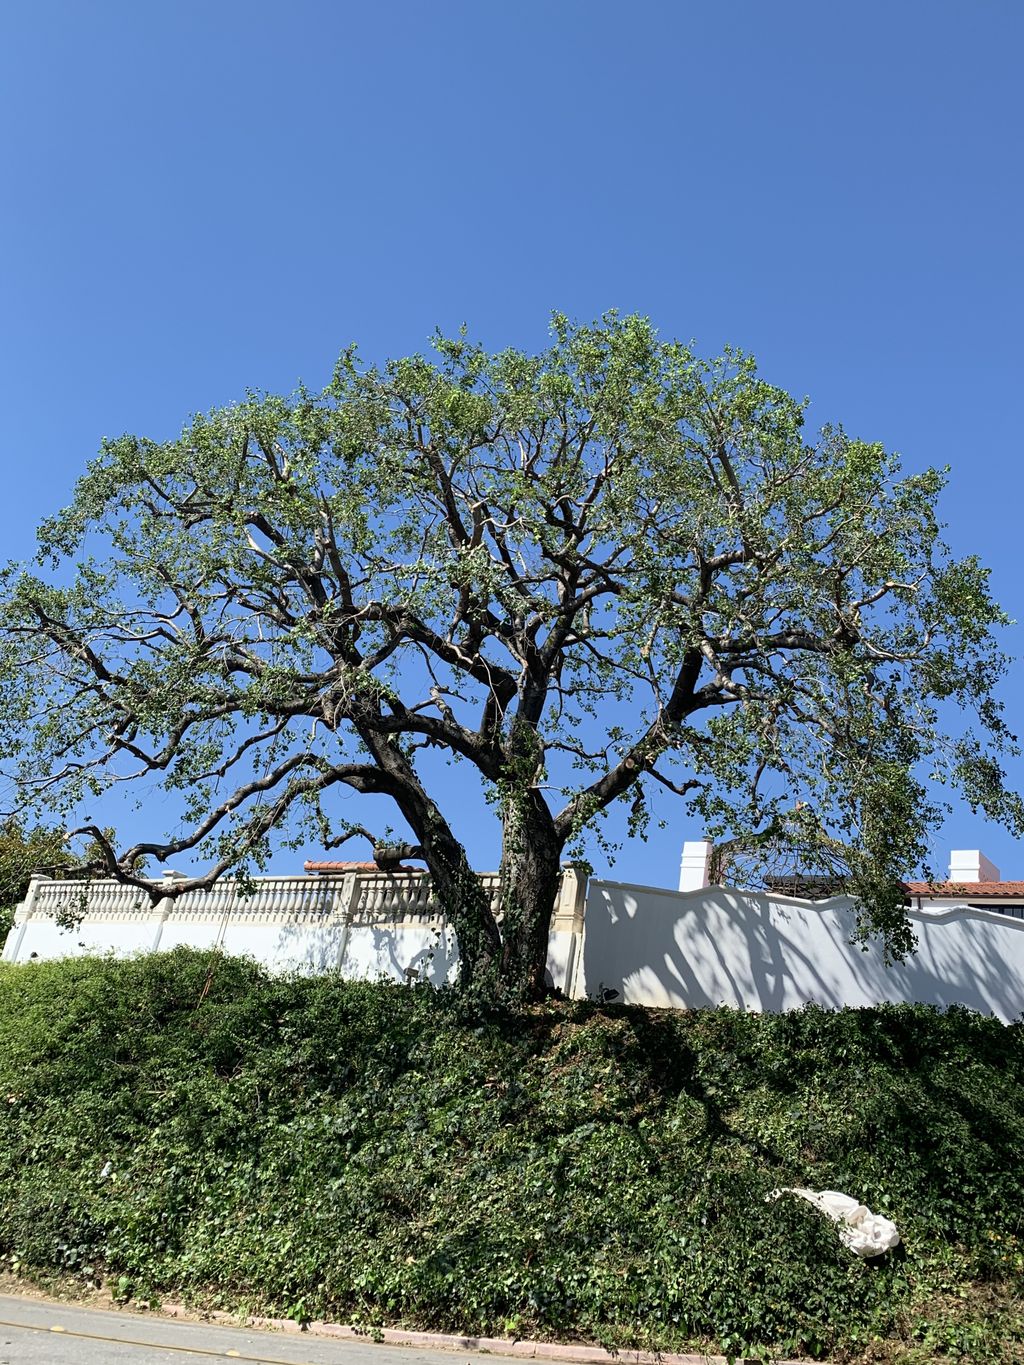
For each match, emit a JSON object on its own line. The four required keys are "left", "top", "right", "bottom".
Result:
{"left": 416, "top": 800, "right": 502, "bottom": 993}
{"left": 354, "top": 718, "right": 502, "bottom": 992}
{"left": 498, "top": 787, "right": 563, "bottom": 1002}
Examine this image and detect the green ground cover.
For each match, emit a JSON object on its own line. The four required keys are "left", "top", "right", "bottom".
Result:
{"left": 0, "top": 950, "right": 1021, "bottom": 1362}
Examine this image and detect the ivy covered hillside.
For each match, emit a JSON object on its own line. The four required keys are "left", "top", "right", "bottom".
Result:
{"left": 1, "top": 952, "right": 1022, "bottom": 1363}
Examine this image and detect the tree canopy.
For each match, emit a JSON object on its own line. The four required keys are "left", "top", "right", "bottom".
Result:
{"left": 1, "top": 313, "right": 1020, "bottom": 996}
{"left": 0, "top": 818, "right": 102, "bottom": 943}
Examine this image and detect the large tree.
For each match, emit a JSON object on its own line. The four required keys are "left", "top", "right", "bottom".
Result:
{"left": 1, "top": 314, "right": 1020, "bottom": 998}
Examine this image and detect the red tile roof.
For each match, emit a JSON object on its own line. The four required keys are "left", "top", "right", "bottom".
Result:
{"left": 905, "top": 881, "right": 1024, "bottom": 898}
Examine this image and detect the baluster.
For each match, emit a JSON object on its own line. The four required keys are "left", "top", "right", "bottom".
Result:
{"left": 284, "top": 877, "right": 299, "bottom": 919}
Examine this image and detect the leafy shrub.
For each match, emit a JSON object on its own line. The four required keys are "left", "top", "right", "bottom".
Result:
{"left": 1, "top": 950, "right": 1022, "bottom": 1361}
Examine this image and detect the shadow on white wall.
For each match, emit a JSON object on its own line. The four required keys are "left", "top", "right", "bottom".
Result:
{"left": 580, "top": 881, "right": 1024, "bottom": 1023}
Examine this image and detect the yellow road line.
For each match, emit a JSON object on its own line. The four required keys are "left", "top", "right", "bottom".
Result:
{"left": 0, "top": 1315, "right": 318, "bottom": 1363}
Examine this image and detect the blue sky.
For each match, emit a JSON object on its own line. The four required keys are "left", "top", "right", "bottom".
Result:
{"left": 1, "top": 1, "right": 1022, "bottom": 886}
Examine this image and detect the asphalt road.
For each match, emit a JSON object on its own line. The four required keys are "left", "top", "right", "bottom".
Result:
{"left": 0, "top": 1295, "right": 495, "bottom": 1365}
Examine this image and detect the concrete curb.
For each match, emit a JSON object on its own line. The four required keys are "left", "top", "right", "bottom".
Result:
{"left": 162, "top": 1302, "right": 812, "bottom": 1365}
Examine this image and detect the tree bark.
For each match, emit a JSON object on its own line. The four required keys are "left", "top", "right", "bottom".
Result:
{"left": 498, "top": 787, "right": 563, "bottom": 1002}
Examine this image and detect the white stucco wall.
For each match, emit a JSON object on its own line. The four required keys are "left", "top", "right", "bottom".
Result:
{"left": 580, "top": 880, "right": 1024, "bottom": 1023}
{"left": 2, "top": 914, "right": 160, "bottom": 964}
{"left": 8, "top": 870, "right": 1021, "bottom": 1021}
{"left": 2, "top": 869, "right": 587, "bottom": 995}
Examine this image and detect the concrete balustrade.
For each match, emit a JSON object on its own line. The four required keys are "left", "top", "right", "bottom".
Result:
{"left": 5, "top": 866, "right": 1023, "bottom": 1021}
{"left": 2, "top": 867, "right": 587, "bottom": 993}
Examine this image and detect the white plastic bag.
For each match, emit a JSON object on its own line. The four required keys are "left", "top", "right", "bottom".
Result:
{"left": 767, "top": 1187, "right": 900, "bottom": 1257}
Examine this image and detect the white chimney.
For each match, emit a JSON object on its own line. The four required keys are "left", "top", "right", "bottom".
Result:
{"left": 948, "top": 850, "right": 1000, "bottom": 883}
{"left": 679, "top": 840, "right": 713, "bottom": 892}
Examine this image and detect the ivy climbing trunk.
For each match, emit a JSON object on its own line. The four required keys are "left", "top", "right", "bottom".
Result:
{"left": 393, "top": 807, "right": 502, "bottom": 991}
{"left": 419, "top": 807, "right": 503, "bottom": 992}
{"left": 353, "top": 714, "right": 502, "bottom": 992}
{"left": 498, "top": 788, "right": 563, "bottom": 1002}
